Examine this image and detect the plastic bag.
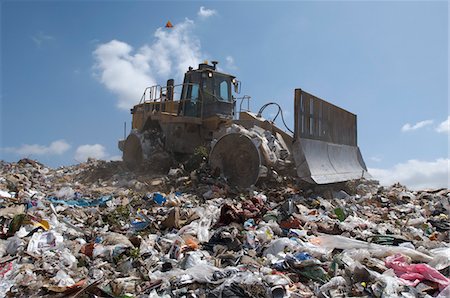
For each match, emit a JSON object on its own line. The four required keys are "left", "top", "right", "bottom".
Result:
{"left": 385, "top": 253, "right": 450, "bottom": 291}
{"left": 0, "top": 190, "right": 12, "bottom": 198}
{"left": 180, "top": 251, "right": 209, "bottom": 269}
{"left": 429, "top": 247, "right": 450, "bottom": 270}
{"left": 264, "top": 238, "right": 295, "bottom": 256}
{"left": 54, "top": 187, "right": 75, "bottom": 199}
{"left": 263, "top": 273, "right": 291, "bottom": 286}
{"left": 255, "top": 226, "right": 274, "bottom": 244}
{"left": 48, "top": 195, "right": 112, "bottom": 207}
{"left": 319, "top": 276, "right": 347, "bottom": 293}
{"left": 311, "top": 235, "right": 433, "bottom": 263}
{"left": 51, "top": 270, "right": 75, "bottom": 287}
{"left": 378, "top": 268, "right": 405, "bottom": 297}
{"left": 0, "top": 261, "right": 20, "bottom": 297}
{"left": 197, "top": 216, "right": 212, "bottom": 243}
{"left": 180, "top": 205, "right": 219, "bottom": 243}
{"left": 436, "top": 284, "right": 450, "bottom": 298}
{"left": 27, "top": 231, "right": 63, "bottom": 254}
{"left": 139, "top": 235, "right": 159, "bottom": 258}
{"left": 183, "top": 264, "right": 219, "bottom": 283}
{"left": 152, "top": 193, "right": 166, "bottom": 205}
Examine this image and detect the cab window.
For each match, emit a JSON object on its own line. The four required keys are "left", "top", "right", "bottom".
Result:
{"left": 214, "top": 75, "right": 231, "bottom": 102}
{"left": 190, "top": 84, "right": 199, "bottom": 103}
{"left": 219, "top": 81, "right": 229, "bottom": 101}
{"left": 185, "top": 83, "right": 199, "bottom": 102}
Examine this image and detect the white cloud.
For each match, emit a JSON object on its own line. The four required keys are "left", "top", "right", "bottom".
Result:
{"left": 198, "top": 6, "right": 217, "bottom": 19}
{"left": 74, "top": 144, "right": 123, "bottom": 162}
{"left": 93, "top": 19, "right": 203, "bottom": 110}
{"left": 2, "top": 140, "right": 70, "bottom": 156}
{"left": 401, "top": 119, "right": 433, "bottom": 132}
{"left": 369, "top": 156, "right": 382, "bottom": 163}
{"left": 92, "top": 40, "right": 156, "bottom": 109}
{"left": 225, "top": 55, "right": 237, "bottom": 70}
{"left": 74, "top": 144, "right": 108, "bottom": 162}
{"left": 436, "top": 116, "right": 449, "bottom": 134}
{"left": 369, "top": 158, "right": 450, "bottom": 190}
{"left": 32, "top": 31, "right": 54, "bottom": 47}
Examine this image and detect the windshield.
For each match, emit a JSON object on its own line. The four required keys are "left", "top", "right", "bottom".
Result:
{"left": 202, "top": 73, "right": 232, "bottom": 102}
{"left": 215, "top": 74, "right": 231, "bottom": 102}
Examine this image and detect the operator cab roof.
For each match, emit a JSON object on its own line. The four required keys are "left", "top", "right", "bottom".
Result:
{"left": 187, "top": 61, "right": 236, "bottom": 79}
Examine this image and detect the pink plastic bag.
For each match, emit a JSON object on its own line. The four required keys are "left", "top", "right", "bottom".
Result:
{"left": 385, "top": 253, "right": 450, "bottom": 291}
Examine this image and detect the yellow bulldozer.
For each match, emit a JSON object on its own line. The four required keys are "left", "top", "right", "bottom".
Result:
{"left": 118, "top": 61, "right": 370, "bottom": 188}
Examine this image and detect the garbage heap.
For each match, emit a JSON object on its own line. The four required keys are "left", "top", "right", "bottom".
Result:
{"left": 0, "top": 158, "right": 449, "bottom": 298}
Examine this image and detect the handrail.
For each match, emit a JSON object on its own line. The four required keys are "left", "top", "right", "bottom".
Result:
{"left": 137, "top": 82, "right": 201, "bottom": 116}
{"left": 139, "top": 85, "right": 163, "bottom": 104}
{"left": 238, "top": 95, "right": 251, "bottom": 113}
{"left": 140, "top": 83, "right": 201, "bottom": 103}
{"left": 137, "top": 82, "right": 235, "bottom": 119}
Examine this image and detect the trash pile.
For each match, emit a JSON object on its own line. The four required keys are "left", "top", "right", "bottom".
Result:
{"left": 0, "top": 158, "right": 449, "bottom": 297}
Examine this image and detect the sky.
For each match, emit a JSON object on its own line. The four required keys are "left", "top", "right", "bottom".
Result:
{"left": 1, "top": 0, "right": 448, "bottom": 189}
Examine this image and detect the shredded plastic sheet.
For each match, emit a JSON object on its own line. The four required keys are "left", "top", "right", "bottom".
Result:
{"left": 26, "top": 231, "right": 64, "bottom": 254}
{"left": 47, "top": 195, "right": 112, "bottom": 207}
{"left": 0, "top": 190, "right": 12, "bottom": 198}
{"left": 0, "top": 261, "right": 20, "bottom": 297}
{"left": 385, "top": 253, "right": 450, "bottom": 291}
{"left": 310, "top": 235, "right": 434, "bottom": 263}
{"left": 436, "top": 284, "right": 450, "bottom": 298}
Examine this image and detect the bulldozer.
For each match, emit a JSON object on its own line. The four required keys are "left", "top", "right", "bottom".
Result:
{"left": 118, "top": 61, "right": 370, "bottom": 188}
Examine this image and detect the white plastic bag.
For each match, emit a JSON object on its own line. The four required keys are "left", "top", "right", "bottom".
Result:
{"left": 311, "top": 235, "right": 433, "bottom": 262}
{"left": 27, "top": 231, "right": 64, "bottom": 254}
{"left": 264, "top": 238, "right": 295, "bottom": 256}
{"left": 319, "top": 276, "right": 347, "bottom": 293}
{"left": 429, "top": 247, "right": 450, "bottom": 270}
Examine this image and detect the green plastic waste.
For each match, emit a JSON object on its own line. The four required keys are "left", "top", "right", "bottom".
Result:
{"left": 334, "top": 207, "right": 347, "bottom": 222}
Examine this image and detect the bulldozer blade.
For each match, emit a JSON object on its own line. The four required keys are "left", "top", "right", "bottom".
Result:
{"left": 293, "top": 138, "right": 370, "bottom": 184}
{"left": 123, "top": 132, "right": 143, "bottom": 169}
{"left": 293, "top": 89, "right": 370, "bottom": 184}
{"left": 209, "top": 133, "right": 262, "bottom": 188}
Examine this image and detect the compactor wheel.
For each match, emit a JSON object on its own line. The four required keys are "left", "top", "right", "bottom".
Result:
{"left": 123, "top": 132, "right": 143, "bottom": 169}
{"left": 209, "top": 133, "right": 261, "bottom": 188}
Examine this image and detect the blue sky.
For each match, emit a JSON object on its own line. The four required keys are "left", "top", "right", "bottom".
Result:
{"left": 1, "top": 1, "right": 448, "bottom": 189}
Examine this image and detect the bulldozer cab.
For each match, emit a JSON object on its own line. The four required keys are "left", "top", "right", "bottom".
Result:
{"left": 179, "top": 62, "right": 236, "bottom": 118}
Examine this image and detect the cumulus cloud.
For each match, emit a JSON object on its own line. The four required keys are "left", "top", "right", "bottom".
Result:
{"left": 401, "top": 119, "right": 433, "bottom": 132}
{"left": 93, "top": 19, "right": 203, "bottom": 110}
{"left": 436, "top": 116, "right": 449, "bottom": 134}
{"left": 2, "top": 140, "right": 70, "bottom": 156}
{"left": 74, "top": 144, "right": 122, "bottom": 162}
{"left": 198, "top": 6, "right": 217, "bottom": 19}
{"left": 74, "top": 144, "right": 108, "bottom": 162}
{"left": 93, "top": 40, "right": 155, "bottom": 109}
{"left": 369, "top": 158, "right": 450, "bottom": 190}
